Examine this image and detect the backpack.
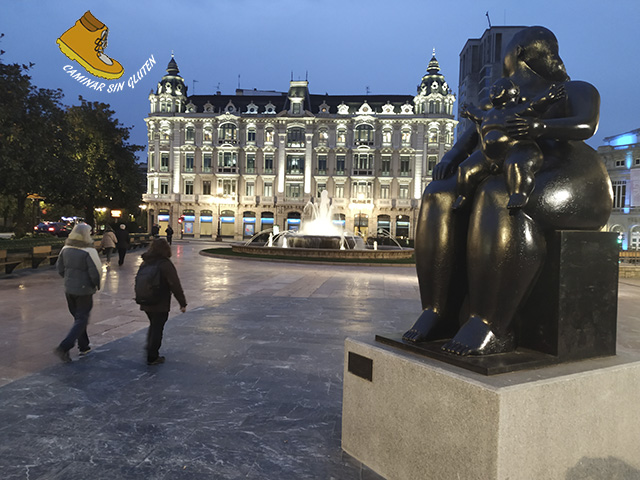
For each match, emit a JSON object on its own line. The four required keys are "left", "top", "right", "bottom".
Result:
{"left": 134, "top": 261, "right": 162, "bottom": 305}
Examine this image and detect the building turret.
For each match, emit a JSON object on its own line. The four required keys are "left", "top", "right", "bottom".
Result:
{"left": 413, "top": 50, "right": 455, "bottom": 116}
{"left": 149, "top": 54, "right": 188, "bottom": 114}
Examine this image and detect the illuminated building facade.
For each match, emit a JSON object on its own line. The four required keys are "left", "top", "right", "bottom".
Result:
{"left": 598, "top": 129, "right": 640, "bottom": 250}
{"left": 143, "top": 55, "right": 456, "bottom": 241}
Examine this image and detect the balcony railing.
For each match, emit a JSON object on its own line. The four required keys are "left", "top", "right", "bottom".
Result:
{"left": 352, "top": 169, "right": 374, "bottom": 176}
{"left": 241, "top": 195, "right": 257, "bottom": 205}
{"left": 259, "top": 196, "right": 275, "bottom": 205}
{"left": 217, "top": 166, "right": 238, "bottom": 174}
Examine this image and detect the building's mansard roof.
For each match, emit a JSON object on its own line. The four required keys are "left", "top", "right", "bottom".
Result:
{"left": 153, "top": 55, "right": 453, "bottom": 117}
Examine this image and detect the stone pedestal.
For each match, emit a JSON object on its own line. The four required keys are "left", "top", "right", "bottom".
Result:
{"left": 342, "top": 338, "right": 640, "bottom": 480}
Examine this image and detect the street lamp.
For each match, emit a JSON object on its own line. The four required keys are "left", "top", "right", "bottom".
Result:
{"left": 215, "top": 186, "right": 223, "bottom": 242}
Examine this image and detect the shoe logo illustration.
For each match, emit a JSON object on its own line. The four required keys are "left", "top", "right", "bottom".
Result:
{"left": 56, "top": 10, "right": 124, "bottom": 80}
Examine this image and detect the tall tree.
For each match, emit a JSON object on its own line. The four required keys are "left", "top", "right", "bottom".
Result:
{"left": 0, "top": 44, "right": 67, "bottom": 234}
{"left": 49, "top": 97, "right": 144, "bottom": 226}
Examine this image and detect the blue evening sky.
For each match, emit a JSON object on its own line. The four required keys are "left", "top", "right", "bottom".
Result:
{"left": 1, "top": 0, "right": 638, "bottom": 153}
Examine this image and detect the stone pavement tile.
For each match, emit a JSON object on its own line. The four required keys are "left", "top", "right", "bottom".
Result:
{"left": 0, "top": 293, "right": 414, "bottom": 479}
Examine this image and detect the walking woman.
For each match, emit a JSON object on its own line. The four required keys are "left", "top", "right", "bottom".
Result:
{"left": 137, "top": 238, "right": 187, "bottom": 365}
{"left": 99, "top": 225, "right": 117, "bottom": 265}
{"left": 54, "top": 223, "right": 102, "bottom": 362}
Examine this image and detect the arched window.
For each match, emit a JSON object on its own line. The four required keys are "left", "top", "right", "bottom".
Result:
{"left": 219, "top": 123, "right": 237, "bottom": 144}
{"left": 355, "top": 124, "right": 374, "bottom": 145}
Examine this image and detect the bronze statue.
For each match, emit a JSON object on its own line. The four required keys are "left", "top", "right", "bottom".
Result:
{"left": 403, "top": 26, "right": 613, "bottom": 356}
{"left": 454, "top": 79, "right": 565, "bottom": 211}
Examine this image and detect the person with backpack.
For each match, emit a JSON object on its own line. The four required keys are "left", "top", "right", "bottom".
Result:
{"left": 135, "top": 238, "right": 187, "bottom": 365}
{"left": 54, "top": 223, "right": 102, "bottom": 362}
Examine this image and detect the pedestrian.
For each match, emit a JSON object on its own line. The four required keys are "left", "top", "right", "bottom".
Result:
{"left": 54, "top": 223, "right": 102, "bottom": 362}
{"left": 115, "top": 223, "right": 129, "bottom": 266}
{"left": 151, "top": 224, "right": 160, "bottom": 238}
{"left": 165, "top": 225, "right": 174, "bottom": 245}
{"left": 99, "top": 224, "right": 117, "bottom": 265}
{"left": 136, "top": 238, "right": 187, "bottom": 365}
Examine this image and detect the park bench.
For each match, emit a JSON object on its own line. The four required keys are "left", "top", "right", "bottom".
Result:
{"left": 31, "top": 245, "right": 59, "bottom": 269}
{"left": 0, "top": 249, "right": 22, "bottom": 274}
{"left": 620, "top": 250, "right": 640, "bottom": 264}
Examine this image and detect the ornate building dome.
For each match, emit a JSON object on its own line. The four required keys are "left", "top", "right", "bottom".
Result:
{"left": 156, "top": 55, "right": 187, "bottom": 98}
{"left": 413, "top": 49, "right": 455, "bottom": 116}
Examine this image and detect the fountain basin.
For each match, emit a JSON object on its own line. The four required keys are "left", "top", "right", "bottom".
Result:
{"left": 232, "top": 244, "right": 414, "bottom": 261}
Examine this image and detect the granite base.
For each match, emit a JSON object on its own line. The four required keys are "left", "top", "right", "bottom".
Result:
{"left": 342, "top": 338, "right": 640, "bottom": 480}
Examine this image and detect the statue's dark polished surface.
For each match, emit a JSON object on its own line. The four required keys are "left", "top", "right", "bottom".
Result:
{"left": 396, "top": 26, "right": 614, "bottom": 366}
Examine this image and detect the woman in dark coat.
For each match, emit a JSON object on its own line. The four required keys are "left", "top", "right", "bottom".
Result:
{"left": 138, "top": 238, "right": 187, "bottom": 365}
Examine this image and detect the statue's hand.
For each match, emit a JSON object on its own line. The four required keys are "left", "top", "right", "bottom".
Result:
{"left": 506, "top": 116, "right": 545, "bottom": 139}
{"left": 433, "top": 160, "right": 455, "bottom": 180}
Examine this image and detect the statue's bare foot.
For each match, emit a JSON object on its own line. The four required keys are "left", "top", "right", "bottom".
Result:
{"left": 452, "top": 195, "right": 468, "bottom": 211}
{"left": 441, "top": 315, "right": 515, "bottom": 356}
{"left": 402, "top": 310, "right": 456, "bottom": 343}
{"left": 507, "top": 193, "right": 528, "bottom": 210}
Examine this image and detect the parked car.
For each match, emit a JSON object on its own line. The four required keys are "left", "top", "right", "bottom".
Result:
{"left": 33, "top": 222, "right": 72, "bottom": 237}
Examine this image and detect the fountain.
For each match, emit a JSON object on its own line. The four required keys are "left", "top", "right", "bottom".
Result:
{"left": 232, "top": 191, "right": 414, "bottom": 262}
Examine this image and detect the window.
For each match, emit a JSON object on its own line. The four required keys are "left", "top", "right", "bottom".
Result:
{"left": 335, "top": 184, "right": 344, "bottom": 198}
{"left": 202, "top": 180, "right": 211, "bottom": 195}
{"left": 353, "top": 153, "right": 373, "bottom": 175}
{"left": 399, "top": 185, "right": 409, "bottom": 199}
{"left": 427, "top": 156, "right": 437, "bottom": 174}
{"left": 401, "top": 128, "right": 411, "bottom": 147}
{"left": 265, "top": 128, "right": 274, "bottom": 144}
{"left": 218, "top": 151, "right": 237, "bottom": 172}
{"left": 185, "top": 153, "right": 194, "bottom": 172}
{"left": 263, "top": 182, "right": 273, "bottom": 197}
{"left": 615, "top": 158, "right": 625, "bottom": 167}
{"left": 247, "top": 127, "right": 256, "bottom": 144}
{"left": 292, "top": 102, "right": 301, "bottom": 115}
{"left": 382, "top": 129, "right": 392, "bottom": 146}
{"left": 336, "top": 155, "right": 345, "bottom": 175}
{"left": 287, "top": 127, "right": 305, "bottom": 147}
{"left": 203, "top": 128, "right": 212, "bottom": 142}
{"left": 286, "top": 182, "right": 302, "bottom": 198}
{"left": 377, "top": 214, "right": 391, "bottom": 235}
{"left": 160, "top": 153, "right": 169, "bottom": 172}
{"left": 286, "top": 155, "right": 304, "bottom": 174}
{"left": 149, "top": 152, "right": 155, "bottom": 171}
{"left": 186, "top": 126, "right": 195, "bottom": 142}
{"left": 203, "top": 153, "right": 212, "bottom": 173}
{"left": 613, "top": 181, "right": 627, "bottom": 209}
{"left": 219, "top": 123, "right": 237, "bottom": 143}
{"left": 380, "top": 185, "right": 390, "bottom": 199}
{"left": 381, "top": 156, "right": 391, "bottom": 176}
{"left": 318, "top": 129, "right": 328, "bottom": 146}
{"left": 264, "top": 154, "right": 274, "bottom": 173}
{"left": 355, "top": 124, "right": 374, "bottom": 145}
{"left": 185, "top": 180, "right": 194, "bottom": 195}
{"left": 400, "top": 156, "right": 411, "bottom": 176}
{"left": 218, "top": 178, "right": 237, "bottom": 196}
{"left": 317, "top": 155, "right": 327, "bottom": 174}
{"left": 428, "top": 128, "right": 439, "bottom": 144}
{"left": 352, "top": 181, "right": 372, "bottom": 200}
{"left": 337, "top": 128, "right": 347, "bottom": 146}
{"left": 246, "top": 154, "right": 256, "bottom": 173}
{"left": 317, "top": 183, "right": 326, "bottom": 197}
{"left": 160, "top": 180, "right": 169, "bottom": 194}
{"left": 246, "top": 182, "right": 254, "bottom": 196}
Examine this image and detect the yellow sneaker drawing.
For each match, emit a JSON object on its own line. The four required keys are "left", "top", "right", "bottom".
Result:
{"left": 56, "top": 11, "right": 124, "bottom": 80}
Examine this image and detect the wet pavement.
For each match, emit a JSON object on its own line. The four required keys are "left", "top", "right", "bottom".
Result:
{"left": 1, "top": 239, "right": 639, "bottom": 479}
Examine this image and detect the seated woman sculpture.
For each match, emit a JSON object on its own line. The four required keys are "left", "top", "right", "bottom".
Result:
{"left": 402, "top": 26, "right": 613, "bottom": 356}
{"left": 454, "top": 78, "right": 565, "bottom": 211}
